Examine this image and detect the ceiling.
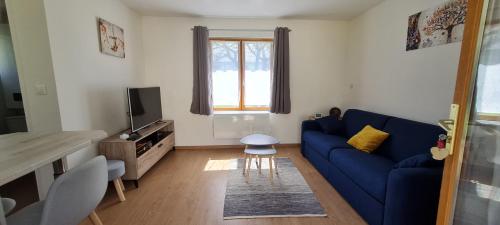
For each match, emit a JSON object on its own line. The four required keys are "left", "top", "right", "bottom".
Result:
{"left": 120, "top": 0, "right": 384, "bottom": 20}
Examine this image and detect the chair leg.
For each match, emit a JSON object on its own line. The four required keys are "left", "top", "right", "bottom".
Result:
{"left": 113, "top": 179, "right": 126, "bottom": 202}
{"left": 89, "top": 211, "right": 103, "bottom": 225}
{"left": 118, "top": 178, "right": 125, "bottom": 191}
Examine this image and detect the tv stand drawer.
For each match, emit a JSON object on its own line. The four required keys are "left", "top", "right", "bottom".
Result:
{"left": 137, "top": 145, "right": 160, "bottom": 178}
{"left": 136, "top": 134, "right": 174, "bottom": 178}
{"left": 158, "top": 133, "right": 174, "bottom": 153}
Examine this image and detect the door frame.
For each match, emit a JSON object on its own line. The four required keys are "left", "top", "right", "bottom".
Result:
{"left": 436, "top": 0, "right": 490, "bottom": 224}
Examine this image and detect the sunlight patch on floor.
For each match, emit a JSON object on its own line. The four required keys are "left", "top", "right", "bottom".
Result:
{"left": 203, "top": 158, "right": 277, "bottom": 171}
{"left": 204, "top": 159, "right": 238, "bottom": 171}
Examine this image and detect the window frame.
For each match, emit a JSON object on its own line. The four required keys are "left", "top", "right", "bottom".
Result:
{"left": 210, "top": 37, "right": 273, "bottom": 111}
{"left": 477, "top": 112, "right": 500, "bottom": 121}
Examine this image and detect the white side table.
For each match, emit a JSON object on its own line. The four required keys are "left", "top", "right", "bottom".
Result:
{"left": 240, "top": 134, "right": 280, "bottom": 178}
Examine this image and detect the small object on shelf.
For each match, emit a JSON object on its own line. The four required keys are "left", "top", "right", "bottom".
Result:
{"left": 119, "top": 133, "right": 129, "bottom": 140}
{"left": 127, "top": 133, "right": 141, "bottom": 141}
{"left": 314, "top": 113, "right": 323, "bottom": 119}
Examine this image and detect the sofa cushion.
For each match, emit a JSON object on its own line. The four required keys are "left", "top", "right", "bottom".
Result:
{"left": 342, "top": 109, "right": 391, "bottom": 138}
{"left": 330, "top": 148, "right": 395, "bottom": 203}
{"left": 347, "top": 125, "right": 390, "bottom": 153}
{"left": 303, "top": 131, "right": 351, "bottom": 159}
{"left": 377, "top": 118, "right": 446, "bottom": 162}
{"left": 316, "top": 116, "right": 344, "bottom": 135}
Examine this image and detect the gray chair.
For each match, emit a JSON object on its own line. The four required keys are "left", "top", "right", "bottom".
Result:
{"left": 1, "top": 201, "right": 6, "bottom": 225}
{"left": 6, "top": 156, "right": 108, "bottom": 225}
{"left": 106, "top": 160, "right": 126, "bottom": 202}
{"left": 1, "top": 198, "right": 16, "bottom": 215}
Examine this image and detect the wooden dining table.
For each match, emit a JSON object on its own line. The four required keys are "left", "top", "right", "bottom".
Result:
{"left": 0, "top": 130, "right": 107, "bottom": 224}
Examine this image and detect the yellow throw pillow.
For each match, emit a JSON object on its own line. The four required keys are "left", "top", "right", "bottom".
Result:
{"left": 347, "top": 125, "right": 389, "bottom": 153}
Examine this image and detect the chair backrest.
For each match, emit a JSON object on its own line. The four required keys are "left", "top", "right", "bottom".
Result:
{"left": 1, "top": 198, "right": 15, "bottom": 215}
{"left": 0, "top": 198, "right": 6, "bottom": 225}
{"left": 40, "top": 156, "right": 108, "bottom": 225}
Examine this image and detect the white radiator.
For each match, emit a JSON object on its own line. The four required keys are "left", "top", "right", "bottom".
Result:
{"left": 213, "top": 113, "right": 271, "bottom": 139}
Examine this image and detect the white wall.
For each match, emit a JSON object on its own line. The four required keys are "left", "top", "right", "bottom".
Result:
{"left": 345, "top": 0, "right": 461, "bottom": 123}
{"left": 142, "top": 17, "right": 349, "bottom": 145}
{"left": 44, "top": 0, "right": 144, "bottom": 167}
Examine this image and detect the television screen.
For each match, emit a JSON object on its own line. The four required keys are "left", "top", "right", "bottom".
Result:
{"left": 127, "top": 87, "right": 162, "bottom": 132}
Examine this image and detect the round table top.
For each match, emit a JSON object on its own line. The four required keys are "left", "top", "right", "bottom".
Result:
{"left": 244, "top": 146, "right": 277, "bottom": 155}
{"left": 240, "top": 134, "right": 279, "bottom": 146}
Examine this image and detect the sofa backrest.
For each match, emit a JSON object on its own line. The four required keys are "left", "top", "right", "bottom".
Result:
{"left": 342, "top": 109, "right": 391, "bottom": 138}
{"left": 376, "top": 117, "right": 446, "bottom": 162}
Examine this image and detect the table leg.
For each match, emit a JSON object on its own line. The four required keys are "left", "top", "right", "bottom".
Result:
{"left": 52, "top": 159, "right": 67, "bottom": 178}
{"left": 243, "top": 153, "right": 247, "bottom": 175}
{"left": 255, "top": 155, "right": 259, "bottom": 170}
{"left": 246, "top": 155, "right": 252, "bottom": 177}
{"left": 269, "top": 157, "right": 273, "bottom": 179}
{"left": 273, "top": 155, "right": 278, "bottom": 174}
{"left": 258, "top": 156, "right": 262, "bottom": 174}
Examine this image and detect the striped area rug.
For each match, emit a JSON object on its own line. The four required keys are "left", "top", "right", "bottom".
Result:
{"left": 223, "top": 158, "right": 327, "bottom": 219}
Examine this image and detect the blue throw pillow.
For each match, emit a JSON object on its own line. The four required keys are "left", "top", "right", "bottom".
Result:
{"left": 316, "top": 116, "right": 344, "bottom": 135}
{"left": 393, "top": 153, "right": 444, "bottom": 169}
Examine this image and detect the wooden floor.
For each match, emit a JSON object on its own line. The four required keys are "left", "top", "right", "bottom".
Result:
{"left": 80, "top": 147, "right": 367, "bottom": 225}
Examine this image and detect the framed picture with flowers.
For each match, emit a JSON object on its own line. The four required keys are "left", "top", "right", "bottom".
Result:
{"left": 98, "top": 18, "right": 125, "bottom": 58}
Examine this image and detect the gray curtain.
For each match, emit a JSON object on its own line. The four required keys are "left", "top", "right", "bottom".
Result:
{"left": 271, "top": 27, "right": 291, "bottom": 114}
{"left": 190, "top": 26, "right": 212, "bottom": 115}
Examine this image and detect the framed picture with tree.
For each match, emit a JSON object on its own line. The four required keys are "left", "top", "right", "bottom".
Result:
{"left": 406, "top": 0, "right": 467, "bottom": 51}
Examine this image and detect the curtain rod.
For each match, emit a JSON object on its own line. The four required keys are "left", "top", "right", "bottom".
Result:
{"left": 190, "top": 28, "right": 292, "bottom": 32}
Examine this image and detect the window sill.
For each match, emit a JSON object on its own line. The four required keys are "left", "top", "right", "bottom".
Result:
{"left": 214, "top": 111, "right": 270, "bottom": 115}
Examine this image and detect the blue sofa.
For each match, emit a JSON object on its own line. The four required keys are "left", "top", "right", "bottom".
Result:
{"left": 301, "top": 109, "right": 445, "bottom": 225}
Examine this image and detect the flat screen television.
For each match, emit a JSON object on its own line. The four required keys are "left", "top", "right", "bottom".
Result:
{"left": 127, "top": 87, "right": 162, "bottom": 132}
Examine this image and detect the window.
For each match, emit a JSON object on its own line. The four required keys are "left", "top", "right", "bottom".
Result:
{"left": 475, "top": 64, "right": 500, "bottom": 121}
{"left": 211, "top": 38, "right": 273, "bottom": 111}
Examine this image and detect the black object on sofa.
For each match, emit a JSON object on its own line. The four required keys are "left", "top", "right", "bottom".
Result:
{"left": 301, "top": 109, "right": 445, "bottom": 225}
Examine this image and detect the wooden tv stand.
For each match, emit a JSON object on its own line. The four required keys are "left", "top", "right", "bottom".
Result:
{"left": 98, "top": 120, "right": 175, "bottom": 187}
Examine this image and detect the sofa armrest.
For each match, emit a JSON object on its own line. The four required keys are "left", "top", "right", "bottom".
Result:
{"left": 302, "top": 120, "right": 322, "bottom": 134}
{"left": 383, "top": 168, "right": 443, "bottom": 225}
{"left": 393, "top": 153, "right": 444, "bottom": 169}
{"left": 302, "top": 120, "right": 322, "bottom": 133}
{"left": 301, "top": 120, "right": 322, "bottom": 155}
